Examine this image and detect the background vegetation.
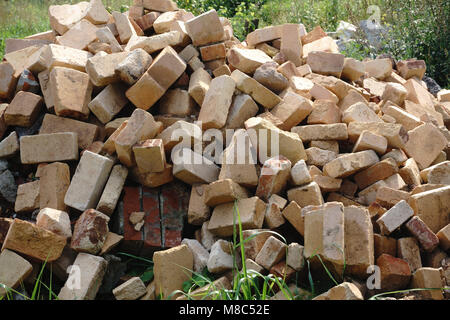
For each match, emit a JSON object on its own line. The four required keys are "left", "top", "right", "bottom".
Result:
{"left": 1, "top": 0, "right": 448, "bottom": 86}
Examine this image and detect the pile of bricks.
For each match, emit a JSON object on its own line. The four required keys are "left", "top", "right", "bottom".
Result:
{"left": 0, "top": 0, "right": 449, "bottom": 300}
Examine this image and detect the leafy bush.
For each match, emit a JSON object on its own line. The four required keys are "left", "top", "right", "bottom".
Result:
{"left": 258, "top": 0, "right": 449, "bottom": 87}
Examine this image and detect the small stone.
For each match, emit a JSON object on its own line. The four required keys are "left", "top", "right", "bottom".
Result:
{"left": 129, "top": 212, "right": 145, "bottom": 225}
{"left": 99, "top": 232, "right": 123, "bottom": 255}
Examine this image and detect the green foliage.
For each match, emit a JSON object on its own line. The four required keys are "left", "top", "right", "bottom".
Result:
{"left": 117, "top": 252, "right": 154, "bottom": 283}
{"left": 259, "top": 0, "right": 449, "bottom": 87}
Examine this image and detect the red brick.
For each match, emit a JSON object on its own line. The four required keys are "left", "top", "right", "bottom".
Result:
{"left": 164, "top": 229, "right": 182, "bottom": 249}
{"left": 406, "top": 216, "right": 439, "bottom": 252}
{"left": 377, "top": 254, "right": 411, "bottom": 291}
{"left": 142, "top": 187, "right": 161, "bottom": 248}
{"left": 160, "top": 181, "right": 189, "bottom": 248}
{"left": 123, "top": 186, "right": 143, "bottom": 242}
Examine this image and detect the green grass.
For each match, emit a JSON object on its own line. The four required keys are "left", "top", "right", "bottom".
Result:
{"left": 171, "top": 201, "right": 315, "bottom": 300}
{"left": 0, "top": 257, "right": 59, "bottom": 301}
{"left": 0, "top": 0, "right": 131, "bottom": 60}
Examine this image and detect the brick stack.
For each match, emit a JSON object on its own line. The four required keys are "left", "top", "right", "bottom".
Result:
{"left": 0, "top": 0, "right": 449, "bottom": 301}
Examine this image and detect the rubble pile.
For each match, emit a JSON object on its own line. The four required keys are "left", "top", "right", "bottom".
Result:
{"left": 0, "top": 0, "right": 449, "bottom": 300}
